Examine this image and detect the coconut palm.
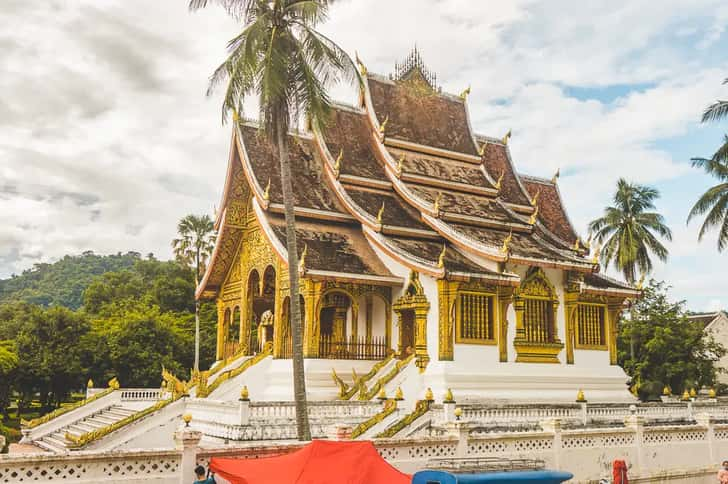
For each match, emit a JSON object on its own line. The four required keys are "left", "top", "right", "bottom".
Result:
{"left": 189, "top": 0, "right": 358, "bottom": 440}
{"left": 172, "top": 214, "right": 216, "bottom": 373}
{"left": 588, "top": 179, "right": 672, "bottom": 284}
{"left": 687, "top": 79, "right": 728, "bottom": 251}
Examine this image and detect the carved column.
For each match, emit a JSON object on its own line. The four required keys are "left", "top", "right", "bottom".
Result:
{"left": 563, "top": 292, "right": 579, "bottom": 365}
{"left": 351, "top": 303, "right": 359, "bottom": 341}
{"left": 272, "top": 272, "right": 285, "bottom": 359}
{"left": 513, "top": 297, "right": 526, "bottom": 340}
{"left": 302, "top": 279, "right": 322, "bottom": 358}
{"left": 365, "top": 294, "right": 373, "bottom": 344}
{"left": 414, "top": 305, "right": 430, "bottom": 371}
{"left": 437, "top": 279, "right": 455, "bottom": 361}
{"left": 215, "top": 298, "right": 225, "bottom": 361}
{"left": 607, "top": 301, "right": 623, "bottom": 365}
{"left": 239, "top": 283, "right": 250, "bottom": 355}
{"left": 497, "top": 289, "right": 513, "bottom": 362}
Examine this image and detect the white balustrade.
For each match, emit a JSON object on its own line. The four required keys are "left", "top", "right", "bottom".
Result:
{"left": 120, "top": 388, "right": 164, "bottom": 402}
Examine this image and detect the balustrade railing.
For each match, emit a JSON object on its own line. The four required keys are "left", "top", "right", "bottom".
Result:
{"left": 120, "top": 389, "right": 163, "bottom": 401}
{"left": 317, "top": 335, "right": 389, "bottom": 360}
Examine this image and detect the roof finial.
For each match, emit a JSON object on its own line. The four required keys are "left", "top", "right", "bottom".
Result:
{"left": 501, "top": 129, "right": 512, "bottom": 145}
{"left": 379, "top": 115, "right": 389, "bottom": 137}
{"left": 459, "top": 85, "right": 471, "bottom": 100}
{"left": 551, "top": 168, "right": 560, "bottom": 183}
{"left": 298, "top": 244, "right": 308, "bottom": 273}
{"left": 396, "top": 153, "right": 405, "bottom": 177}
{"left": 377, "top": 201, "right": 385, "bottom": 225}
{"left": 495, "top": 170, "right": 505, "bottom": 191}
{"left": 334, "top": 149, "right": 343, "bottom": 177}
{"left": 591, "top": 243, "right": 601, "bottom": 264}
{"left": 529, "top": 205, "right": 539, "bottom": 225}
{"left": 438, "top": 244, "right": 446, "bottom": 268}
{"left": 355, "top": 51, "right": 367, "bottom": 76}
{"left": 433, "top": 192, "right": 443, "bottom": 214}
{"left": 263, "top": 178, "right": 271, "bottom": 201}
{"left": 530, "top": 188, "right": 540, "bottom": 207}
{"left": 478, "top": 142, "right": 487, "bottom": 157}
{"left": 573, "top": 237, "right": 581, "bottom": 251}
{"left": 500, "top": 230, "right": 513, "bottom": 255}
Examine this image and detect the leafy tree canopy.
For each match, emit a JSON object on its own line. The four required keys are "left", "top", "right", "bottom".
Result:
{"left": 618, "top": 280, "right": 725, "bottom": 400}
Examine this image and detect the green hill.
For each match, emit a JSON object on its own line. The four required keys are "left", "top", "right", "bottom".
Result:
{"left": 0, "top": 251, "right": 142, "bottom": 309}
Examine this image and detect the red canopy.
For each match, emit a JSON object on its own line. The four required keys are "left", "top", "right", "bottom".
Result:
{"left": 210, "top": 440, "right": 411, "bottom": 484}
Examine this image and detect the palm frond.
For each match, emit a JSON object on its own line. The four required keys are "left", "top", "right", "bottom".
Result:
{"left": 687, "top": 184, "right": 728, "bottom": 222}
{"left": 702, "top": 100, "right": 728, "bottom": 123}
{"left": 696, "top": 192, "right": 728, "bottom": 242}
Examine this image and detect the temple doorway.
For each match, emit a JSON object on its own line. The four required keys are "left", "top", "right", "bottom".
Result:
{"left": 318, "top": 292, "right": 352, "bottom": 358}
{"left": 398, "top": 309, "right": 415, "bottom": 358}
{"left": 248, "top": 265, "right": 276, "bottom": 353}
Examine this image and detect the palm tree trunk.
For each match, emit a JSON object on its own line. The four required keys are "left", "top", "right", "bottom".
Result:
{"left": 194, "top": 249, "right": 201, "bottom": 373}
{"left": 276, "top": 117, "right": 311, "bottom": 441}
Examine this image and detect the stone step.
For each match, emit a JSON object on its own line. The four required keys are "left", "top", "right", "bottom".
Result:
{"left": 42, "top": 434, "right": 69, "bottom": 449}
{"left": 36, "top": 438, "right": 65, "bottom": 453}
{"left": 105, "top": 407, "right": 136, "bottom": 418}
{"left": 68, "top": 422, "right": 98, "bottom": 434}
{"left": 84, "top": 416, "right": 117, "bottom": 427}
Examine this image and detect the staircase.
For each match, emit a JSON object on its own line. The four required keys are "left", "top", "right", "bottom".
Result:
{"left": 36, "top": 405, "right": 138, "bottom": 453}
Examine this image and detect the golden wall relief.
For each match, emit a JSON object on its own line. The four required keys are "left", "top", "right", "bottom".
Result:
{"left": 513, "top": 267, "right": 563, "bottom": 364}
{"left": 393, "top": 272, "right": 429, "bottom": 371}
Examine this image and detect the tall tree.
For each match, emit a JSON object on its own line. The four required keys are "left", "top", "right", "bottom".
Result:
{"left": 189, "top": 0, "right": 357, "bottom": 440}
{"left": 687, "top": 78, "right": 728, "bottom": 250}
{"left": 589, "top": 179, "right": 672, "bottom": 284}
{"left": 171, "top": 214, "right": 215, "bottom": 373}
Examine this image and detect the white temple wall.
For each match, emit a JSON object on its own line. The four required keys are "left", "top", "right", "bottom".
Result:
{"left": 371, "top": 295, "right": 387, "bottom": 340}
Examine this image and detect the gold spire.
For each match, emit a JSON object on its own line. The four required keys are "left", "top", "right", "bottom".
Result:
{"left": 395, "top": 386, "right": 404, "bottom": 400}
{"left": 298, "top": 244, "right": 308, "bottom": 272}
{"left": 355, "top": 51, "right": 367, "bottom": 76}
{"left": 424, "top": 387, "right": 434, "bottom": 402}
{"left": 573, "top": 237, "right": 581, "bottom": 251}
{"left": 494, "top": 170, "right": 505, "bottom": 191}
{"left": 662, "top": 385, "right": 671, "bottom": 396}
{"left": 263, "top": 178, "right": 271, "bottom": 201}
{"left": 709, "top": 387, "right": 717, "bottom": 398}
{"left": 576, "top": 389, "right": 586, "bottom": 403}
{"left": 87, "top": 379, "right": 94, "bottom": 389}
{"left": 240, "top": 385, "right": 249, "bottom": 401}
{"left": 529, "top": 205, "right": 539, "bottom": 225}
{"left": 478, "top": 142, "right": 487, "bottom": 156}
{"left": 182, "top": 414, "right": 192, "bottom": 427}
{"left": 500, "top": 230, "right": 513, "bottom": 255}
{"left": 444, "top": 388, "right": 454, "bottom": 403}
{"left": 437, "top": 244, "right": 446, "bottom": 268}
{"left": 551, "top": 168, "right": 560, "bottom": 183}
{"left": 379, "top": 115, "right": 389, "bottom": 136}
{"left": 396, "top": 153, "right": 405, "bottom": 177}
{"left": 433, "top": 192, "right": 443, "bottom": 214}
{"left": 377, "top": 201, "right": 385, "bottom": 224}
{"left": 591, "top": 243, "right": 601, "bottom": 264}
{"left": 681, "top": 389, "right": 690, "bottom": 401}
{"left": 530, "top": 189, "right": 540, "bottom": 207}
{"left": 501, "top": 129, "right": 512, "bottom": 145}
{"left": 377, "top": 387, "right": 387, "bottom": 400}
{"left": 334, "top": 149, "right": 343, "bottom": 177}
{"left": 459, "top": 85, "right": 471, "bottom": 100}
{"left": 690, "top": 387, "right": 697, "bottom": 398}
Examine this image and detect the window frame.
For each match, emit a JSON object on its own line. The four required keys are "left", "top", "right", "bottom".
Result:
{"left": 574, "top": 302, "right": 608, "bottom": 350}
{"left": 455, "top": 289, "right": 497, "bottom": 345}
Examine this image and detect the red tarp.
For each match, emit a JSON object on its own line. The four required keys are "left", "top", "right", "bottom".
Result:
{"left": 210, "top": 440, "right": 412, "bottom": 484}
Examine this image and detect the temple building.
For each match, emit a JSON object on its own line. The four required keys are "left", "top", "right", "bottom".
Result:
{"left": 197, "top": 49, "right": 640, "bottom": 403}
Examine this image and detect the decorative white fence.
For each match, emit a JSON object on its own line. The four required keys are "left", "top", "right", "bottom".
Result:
{"left": 4, "top": 416, "right": 727, "bottom": 483}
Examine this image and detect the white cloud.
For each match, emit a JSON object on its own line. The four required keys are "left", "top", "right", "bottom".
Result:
{"left": 1, "top": 0, "right": 727, "bottom": 310}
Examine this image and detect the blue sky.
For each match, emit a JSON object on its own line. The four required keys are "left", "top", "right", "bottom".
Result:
{"left": 1, "top": 0, "right": 727, "bottom": 310}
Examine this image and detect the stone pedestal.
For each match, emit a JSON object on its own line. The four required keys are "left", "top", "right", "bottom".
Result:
{"left": 174, "top": 429, "right": 202, "bottom": 484}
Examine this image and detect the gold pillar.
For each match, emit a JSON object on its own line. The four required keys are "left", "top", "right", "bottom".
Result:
{"left": 351, "top": 303, "right": 359, "bottom": 340}
{"left": 302, "top": 279, "right": 322, "bottom": 357}
{"left": 239, "top": 284, "right": 250, "bottom": 355}
{"left": 607, "top": 301, "right": 622, "bottom": 365}
{"left": 513, "top": 297, "right": 526, "bottom": 340}
{"left": 215, "top": 298, "right": 225, "bottom": 361}
{"left": 414, "top": 305, "right": 430, "bottom": 371}
{"left": 497, "top": 290, "right": 513, "bottom": 362}
{"left": 333, "top": 306, "right": 347, "bottom": 342}
{"left": 563, "top": 292, "right": 579, "bottom": 365}
{"left": 437, "top": 279, "right": 455, "bottom": 361}
{"left": 272, "top": 269, "right": 284, "bottom": 358}
{"left": 365, "top": 294, "right": 373, "bottom": 344}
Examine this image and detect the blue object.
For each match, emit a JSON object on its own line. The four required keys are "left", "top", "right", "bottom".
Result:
{"left": 412, "top": 470, "right": 573, "bottom": 484}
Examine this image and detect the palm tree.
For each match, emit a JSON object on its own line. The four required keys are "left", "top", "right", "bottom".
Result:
{"left": 588, "top": 179, "right": 672, "bottom": 284}
{"left": 687, "top": 79, "right": 728, "bottom": 251}
{"left": 172, "top": 214, "right": 216, "bottom": 373}
{"left": 189, "top": 0, "right": 357, "bottom": 440}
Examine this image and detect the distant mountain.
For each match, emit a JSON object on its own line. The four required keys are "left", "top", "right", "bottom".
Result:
{"left": 0, "top": 251, "right": 143, "bottom": 309}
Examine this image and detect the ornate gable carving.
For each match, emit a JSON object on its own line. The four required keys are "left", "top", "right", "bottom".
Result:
{"left": 517, "top": 267, "right": 556, "bottom": 300}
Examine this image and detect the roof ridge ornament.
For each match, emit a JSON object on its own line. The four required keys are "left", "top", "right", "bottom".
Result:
{"left": 355, "top": 51, "right": 367, "bottom": 76}
{"left": 378, "top": 115, "right": 389, "bottom": 138}
{"left": 263, "top": 178, "right": 271, "bottom": 201}
{"left": 433, "top": 192, "right": 443, "bottom": 215}
{"left": 501, "top": 129, "right": 512, "bottom": 145}
{"left": 334, "top": 149, "right": 343, "bottom": 178}
{"left": 591, "top": 243, "right": 601, "bottom": 264}
{"left": 298, "top": 244, "right": 308, "bottom": 273}
{"left": 438, "top": 244, "right": 446, "bottom": 268}
{"left": 396, "top": 153, "right": 405, "bottom": 177}
{"left": 500, "top": 230, "right": 513, "bottom": 255}
{"left": 495, "top": 170, "right": 505, "bottom": 191}
{"left": 377, "top": 201, "right": 386, "bottom": 225}
{"left": 478, "top": 141, "right": 487, "bottom": 157}
{"left": 573, "top": 237, "right": 581, "bottom": 251}
{"left": 530, "top": 188, "right": 540, "bottom": 207}
{"left": 529, "top": 205, "right": 539, "bottom": 225}
{"left": 391, "top": 45, "right": 439, "bottom": 90}
{"left": 459, "top": 85, "right": 471, "bottom": 100}
{"left": 551, "top": 168, "right": 560, "bottom": 184}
